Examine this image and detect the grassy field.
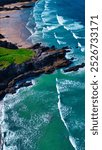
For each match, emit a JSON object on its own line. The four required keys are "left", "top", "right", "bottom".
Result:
{"left": 0, "top": 47, "right": 36, "bottom": 69}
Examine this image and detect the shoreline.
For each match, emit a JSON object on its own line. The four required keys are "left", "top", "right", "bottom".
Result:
{"left": 0, "top": 1, "right": 36, "bottom": 48}
{"left": 0, "top": 44, "right": 73, "bottom": 100}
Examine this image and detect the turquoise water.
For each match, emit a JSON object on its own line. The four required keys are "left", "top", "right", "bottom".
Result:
{"left": 2, "top": 0, "right": 85, "bottom": 150}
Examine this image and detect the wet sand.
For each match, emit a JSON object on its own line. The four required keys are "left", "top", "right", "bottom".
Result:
{"left": 0, "top": 2, "right": 35, "bottom": 48}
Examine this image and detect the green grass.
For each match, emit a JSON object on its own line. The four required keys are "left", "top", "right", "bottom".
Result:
{"left": 0, "top": 47, "right": 36, "bottom": 69}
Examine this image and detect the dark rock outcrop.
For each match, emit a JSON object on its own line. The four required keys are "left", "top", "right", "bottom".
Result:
{"left": 29, "top": 43, "right": 41, "bottom": 49}
{"left": 5, "top": 15, "right": 10, "bottom": 18}
{"left": 0, "top": 34, "right": 5, "bottom": 39}
{"left": 64, "top": 63, "right": 85, "bottom": 72}
{"left": 0, "top": 44, "right": 73, "bottom": 100}
{"left": 0, "top": 40, "right": 18, "bottom": 49}
{"left": 21, "top": 5, "right": 33, "bottom": 8}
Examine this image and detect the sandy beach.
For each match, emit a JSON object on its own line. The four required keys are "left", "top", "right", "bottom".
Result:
{"left": 0, "top": 2, "right": 35, "bottom": 48}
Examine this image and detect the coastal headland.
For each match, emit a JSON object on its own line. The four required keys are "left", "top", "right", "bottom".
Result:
{"left": 0, "top": 42, "right": 73, "bottom": 100}
{"left": 0, "top": 0, "right": 85, "bottom": 100}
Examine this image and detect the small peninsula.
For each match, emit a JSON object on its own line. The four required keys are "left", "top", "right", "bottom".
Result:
{"left": 0, "top": 0, "right": 85, "bottom": 100}
{"left": 0, "top": 41, "right": 73, "bottom": 100}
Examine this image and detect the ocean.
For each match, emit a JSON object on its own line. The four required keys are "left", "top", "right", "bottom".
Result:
{"left": 1, "top": 0, "right": 85, "bottom": 150}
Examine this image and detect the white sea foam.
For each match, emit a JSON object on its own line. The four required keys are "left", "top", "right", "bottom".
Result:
{"left": 71, "top": 120, "right": 85, "bottom": 131}
{"left": 54, "top": 33, "right": 64, "bottom": 40}
{"left": 41, "top": 10, "right": 56, "bottom": 21}
{"left": 71, "top": 31, "right": 85, "bottom": 39}
{"left": 31, "top": 79, "right": 36, "bottom": 85}
{"left": 56, "top": 78, "right": 78, "bottom": 150}
{"left": 57, "top": 40, "right": 67, "bottom": 45}
{"left": 3, "top": 145, "right": 18, "bottom": 150}
{"left": 56, "top": 78, "right": 69, "bottom": 131}
{"left": 41, "top": 0, "right": 56, "bottom": 24}
{"left": 71, "top": 31, "right": 78, "bottom": 39}
{"left": 56, "top": 78, "right": 60, "bottom": 94}
{"left": 2, "top": 80, "right": 36, "bottom": 111}
{"left": 47, "top": 25, "right": 60, "bottom": 31}
{"left": 56, "top": 79, "right": 84, "bottom": 93}
{"left": 56, "top": 15, "right": 66, "bottom": 26}
{"left": 56, "top": 78, "right": 84, "bottom": 150}
{"left": 78, "top": 42, "right": 81, "bottom": 48}
{"left": 64, "top": 22, "right": 84, "bottom": 31}
{"left": 78, "top": 42, "right": 85, "bottom": 52}
{"left": 69, "top": 135, "right": 77, "bottom": 150}
{"left": 1, "top": 107, "right": 50, "bottom": 150}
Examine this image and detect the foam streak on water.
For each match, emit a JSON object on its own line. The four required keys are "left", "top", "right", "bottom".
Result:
{"left": 26, "top": 0, "right": 85, "bottom": 51}
{"left": 56, "top": 78, "right": 77, "bottom": 150}
{"left": 56, "top": 78, "right": 69, "bottom": 131}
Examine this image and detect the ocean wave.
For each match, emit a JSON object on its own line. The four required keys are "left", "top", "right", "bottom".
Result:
{"left": 54, "top": 33, "right": 64, "bottom": 39}
{"left": 69, "top": 135, "right": 77, "bottom": 150}
{"left": 56, "top": 78, "right": 78, "bottom": 150}
{"left": 56, "top": 78, "right": 69, "bottom": 131}
{"left": 56, "top": 79, "right": 84, "bottom": 93}
{"left": 78, "top": 42, "right": 81, "bottom": 48}
{"left": 64, "top": 22, "right": 84, "bottom": 31}
{"left": 70, "top": 119, "right": 85, "bottom": 131}
{"left": 3, "top": 145, "right": 18, "bottom": 150}
{"left": 71, "top": 31, "right": 85, "bottom": 40}
{"left": 46, "top": 25, "right": 60, "bottom": 31}
{"left": 1, "top": 108, "right": 51, "bottom": 150}
{"left": 54, "top": 32, "right": 67, "bottom": 45}
{"left": 78, "top": 42, "right": 85, "bottom": 52}
{"left": 56, "top": 14, "right": 84, "bottom": 33}
{"left": 57, "top": 40, "right": 67, "bottom": 45}
{"left": 27, "top": 0, "right": 85, "bottom": 52}
{"left": 3, "top": 80, "right": 36, "bottom": 111}
{"left": 56, "top": 15, "right": 67, "bottom": 26}
{"left": 56, "top": 77, "right": 85, "bottom": 150}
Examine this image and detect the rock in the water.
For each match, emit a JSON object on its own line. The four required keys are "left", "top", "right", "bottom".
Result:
{"left": 62, "top": 46, "right": 70, "bottom": 49}
{"left": 21, "top": 5, "right": 33, "bottom": 8}
{"left": 51, "top": 45, "right": 55, "bottom": 50}
{"left": 5, "top": 15, "right": 10, "bottom": 18}
{"left": 16, "top": 81, "right": 33, "bottom": 89}
{"left": 64, "top": 63, "right": 85, "bottom": 72}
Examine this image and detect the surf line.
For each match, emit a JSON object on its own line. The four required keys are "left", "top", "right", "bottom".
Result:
{"left": 71, "top": 31, "right": 85, "bottom": 40}
{"left": 56, "top": 78, "right": 77, "bottom": 150}
{"left": 70, "top": 30, "right": 85, "bottom": 52}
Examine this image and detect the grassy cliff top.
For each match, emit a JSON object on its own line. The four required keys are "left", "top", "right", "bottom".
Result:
{"left": 0, "top": 47, "right": 36, "bottom": 69}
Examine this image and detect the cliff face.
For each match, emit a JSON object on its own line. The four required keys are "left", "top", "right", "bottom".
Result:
{"left": 0, "top": 49, "right": 70, "bottom": 82}
{"left": 0, "top": 45, "right": 72, "bottom": 100}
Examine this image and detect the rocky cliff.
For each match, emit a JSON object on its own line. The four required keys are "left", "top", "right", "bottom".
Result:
{"left": 0, "top": 44, "right": 73, "bottom": 100}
